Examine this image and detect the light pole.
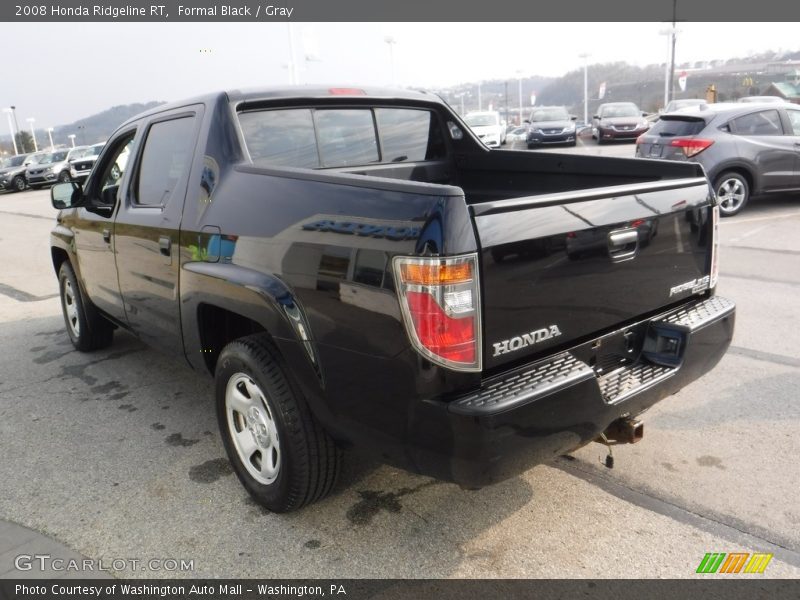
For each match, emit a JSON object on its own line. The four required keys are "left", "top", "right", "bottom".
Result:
{"left": 578, "top": 53, "right": 590, "bottom": 124}
{"left": 477, "top": 82, "right": 482, "bottom": 111}
{"left": 286, "top": 23, "right": 297, "bottom": 84}
{"left": 68, "top": 134, "right": 76, "bottom": 148}
{"left": 384, "top": 36, "right": 397, "bottom": 86}
{"left": 46, "top": 127, "right": 55, "bottom": 149}
{"left": 10, "top": 106, "right": 21, "bottom": 152}
{"left": 26, "top": 117, "right": 38, "bottom": 152}
{"left": 3, "top": 108, "right": 17, "bottom": 155}
{"left": 516, "top": 70, "right": 524, "bottom": 125}
{"left": 659, "top": 27, "right": 679, "bottom": 108}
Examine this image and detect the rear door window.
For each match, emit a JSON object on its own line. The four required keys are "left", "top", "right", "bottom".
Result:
{"left": 731, "top": 110, "right": 784, "bottom": 136}
{"left": 134, "top": 116, "right": 197, "bottom": 206}
{"left": 647, "top": 118, "right": 706, "bottom": 137}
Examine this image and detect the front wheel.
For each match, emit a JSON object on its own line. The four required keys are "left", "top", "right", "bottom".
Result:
{"left": 216, "top": 334, "right": 341, "bottom": 512}
{"left": 12, "top": 176, "right": 26, "bottom": 192}
{"left": 58, "top": 262, "right": 114, "bottom": 351}
{"left": 714, "top": 172, "right": 749, "bottom": 217}
{"left": 58, "top": 171, "right": 71, "bottom": 183}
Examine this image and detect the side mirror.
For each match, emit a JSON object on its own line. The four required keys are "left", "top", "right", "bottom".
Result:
{"left": 51, "top": 182, "right": 83, "bottom": 210}
{"left": 642, "top": 111, "right": 648, "bottom": 117}
{"left": 593, "top": 115, "right": 599, "bottom": 120}
{"left": 571, "top": 115, "right": 577, "bottom": 121}
{"left": 523, "top": 119, "right": 531, "bottom": 124}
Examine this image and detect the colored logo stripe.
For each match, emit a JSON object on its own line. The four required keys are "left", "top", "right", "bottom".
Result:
{"left": 744, "top": 553, "right": 773, "bottom": 574}
{"left": 696, "top": 552, "right": 773, "bottom": 574}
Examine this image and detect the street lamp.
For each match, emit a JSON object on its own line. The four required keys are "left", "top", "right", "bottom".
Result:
{"left": 578, "top": 53, "right": 591, "bottom": 125}
{"left": 384, "top": 36, "right": 397, "bottom": 86}
{"left": 68, "top": 134, "right": 76, "bottom": 148}
{"left": 2, "top": 108, "right": 17, "bottom": 155}
{"left": 659, "top": 27, "right": 680, "bottom": 108}
{"left": 46, "top": 127, "right": 55, "bottom": 150}
{"left": 77, "top": 125, "right": 86, "bottom": 145}
{"left": 515, "top": 70, "right": 525, "bottom": 126}
{"left": 26, "top": 117, "right": 38, "bottom": 152}
{"left": 477, "top": 81, "right": 482, "bottom": 111}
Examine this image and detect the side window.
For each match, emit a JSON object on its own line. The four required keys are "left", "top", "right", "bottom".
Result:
{"left": 314, "top": 109, "right": 378, "bottom": 168}
{"left": 375, "top": 109, "right": 445, "bottom": 162}
{"left": 732, "top": 110, "right": 784, "bottom": 136}
{"left": 238, "top": 108, "right": 320, "bottom": 168}
{"left": 786, "top": 110, "right": 800, "bottom": 136}
{"left": 134, "top": 116, "right": 197, "bottom": 206}
{"left": 97, "top": 133, "right": 136, "bottom": 206}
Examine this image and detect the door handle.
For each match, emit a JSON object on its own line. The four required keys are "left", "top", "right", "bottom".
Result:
{"left": 159, "top": 236, "right": 171, "bottom": 256}
{"left": 102, "top": 229, "right": 111, "bottom": 244}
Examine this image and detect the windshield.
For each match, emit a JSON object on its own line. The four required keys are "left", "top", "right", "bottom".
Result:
{"left": 465, "top": 114, "right": 498, "bottom": 127}
{"left": 531, "top": 108, "right": 570, "bottom": 122}
{"left": 1, "top": 155, "right": 25, "bottom": 168}
{"left": 89, "top": 144, "right": 104, "bottom": 156}
{"left": 68, "top": 148, "right": 87, "bottom": 160}
{"left": 40, "top": 151, "right": 69, "bottom": 165}
{"left": 600, "top": 105, "right": 640, "bottom": 118}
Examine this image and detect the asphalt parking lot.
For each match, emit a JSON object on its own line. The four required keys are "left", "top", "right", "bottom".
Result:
{"left": 1, "top": 147, "right": 799, "bottom": 578}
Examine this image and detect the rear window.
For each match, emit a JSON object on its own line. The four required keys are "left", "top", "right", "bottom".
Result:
{"left": 239, "top": 107, "right": 445, "bottom": 169}
{"left": 648, "top": 117, "right": 706, "bottom": 137}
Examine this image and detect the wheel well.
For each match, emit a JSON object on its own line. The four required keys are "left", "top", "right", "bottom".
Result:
{"left": 197, "top": 304, "right": 267, "bottom": 374}
{"left": 51, "top": 247, "right": 69, "bottom": 275}
{"left": 714, "top": 167, "right": 754, "bottom": 194}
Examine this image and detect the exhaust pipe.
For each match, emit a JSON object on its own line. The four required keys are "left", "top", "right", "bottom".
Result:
{"left": 603, "top": 418, "right": 644, "bottom": 444}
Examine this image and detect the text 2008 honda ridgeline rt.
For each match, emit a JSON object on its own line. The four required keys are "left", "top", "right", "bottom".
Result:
{"left": 50, "top": 87, "right": 734, "bottom": 511}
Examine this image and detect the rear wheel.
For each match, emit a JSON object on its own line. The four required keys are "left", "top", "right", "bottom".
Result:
{"left": 714, "top": 172, "right": 749, "bottom": 217}
{"left": 58, "top": 262, "right": 114, "bottom": 351}
{"left": 216, "top": 334, "right": 341, "bottom": 512}
{"left": 12, "top": 176, "right": 25, "bottom": 192}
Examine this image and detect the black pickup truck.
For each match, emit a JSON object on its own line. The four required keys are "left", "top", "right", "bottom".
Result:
{"left": 50, "top": 87, "right": 735, "bottom": 512}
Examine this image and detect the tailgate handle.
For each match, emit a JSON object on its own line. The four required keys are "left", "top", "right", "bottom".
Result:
{"left": 608, "top": 229, "right": 639, "bottom": 263}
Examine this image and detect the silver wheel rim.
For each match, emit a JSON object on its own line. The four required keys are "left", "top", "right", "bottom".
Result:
{"left": 63, "top": 279, "right": 80, "bottom": 337}
{"left": 15, "top": 177, "right": 25, "bottom": 191}
{"left": 225, "top": 373, "right": 281, "bottom": 484}
{"left": 717, "top": 178, "right": 746, "bottom": 214}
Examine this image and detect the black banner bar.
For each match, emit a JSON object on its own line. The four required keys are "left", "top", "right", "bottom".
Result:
{"left": 3, "top": 0, "right": 800, "bottom": 22}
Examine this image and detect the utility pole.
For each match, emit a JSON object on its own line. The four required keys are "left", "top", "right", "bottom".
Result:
{"left": 504, "top": 81, "right": 509, "bottom": 125}
{"left": 384, "top": 36, "right": 397, "bottom": 87}
{"left": 26, "top": 117, "right": 37, "bottom": 152}
{"left": 516, "top": 70, "right": 524, "bottom": 125}
{"left": 669, "top": 0, "right": 678, "bottom": 102}
{"left": 3, "top": 109, "right": 17, "bottom": 155}
{"left": 10, "top": 106, "right": 21, "bottom": 152}
{"left": 578, "top": 53, "right": 590, "bottom": 124}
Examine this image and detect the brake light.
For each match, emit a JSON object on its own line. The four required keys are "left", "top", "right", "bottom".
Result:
{"left": 328, "top": 88, "right": 366, "bottom": 96}
{"left": 710, "top": 204, "right": 719, "bottom": 288}
{"left": 393, "top": 254, "right": 481, "bottom": 371}
{"left": 669, "top": 137, "right": 714, "bottom": 157}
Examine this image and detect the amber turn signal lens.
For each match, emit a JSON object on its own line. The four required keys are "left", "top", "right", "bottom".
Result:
{"left": 399, "top": 262, "right": 473, "bottom": 285}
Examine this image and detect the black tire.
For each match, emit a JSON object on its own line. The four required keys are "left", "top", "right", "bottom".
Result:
{"left": 714, "top": 172, "right": 750, "bottom": 217}
{"left": 216, "top": 334, "right": 341, "bottom": 512}
{"left": 570, "top": 139, "right": 578, "bottom": 147}
{"left": 12, "top": 176, "right": 26, "bottom": 192}
{"left": 58, "top": 171, "right": 71, "bottom": 183}
{"left": 596, "top": 131, "right": 605, "bottom": 145}
{"left": 58, "top": 262, "right": 114, "bottom": 351}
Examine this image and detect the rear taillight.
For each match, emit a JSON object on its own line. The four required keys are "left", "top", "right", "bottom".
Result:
{"left": 710, "top": 204, "right": 719, "bottom": 289}
{"left": 669, "top": 137, "right": 714, "bottom": 158}
{"left": 393, "top": 254, "right": 481, "bottom": 371}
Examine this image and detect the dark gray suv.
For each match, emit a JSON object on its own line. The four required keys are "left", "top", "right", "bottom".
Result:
{"left": 636, "top": 102, "right": 800, "bottom": 216}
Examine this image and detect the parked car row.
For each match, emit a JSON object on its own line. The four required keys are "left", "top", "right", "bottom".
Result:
{"left": 0, "top": 142, "right": 104, "bottom": 193}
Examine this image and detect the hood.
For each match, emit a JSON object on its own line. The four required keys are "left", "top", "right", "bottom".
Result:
{"left": 530, "top": 119, "right": 572, "bottom": 129}
{"left": 0, "top": 166, "right": 24, "bottom": 176}
{"left": 471, "top": 124, "right": 501, "bottom": 136}
{"left": 600, "top": 116, "right": 642, "bottom": 125}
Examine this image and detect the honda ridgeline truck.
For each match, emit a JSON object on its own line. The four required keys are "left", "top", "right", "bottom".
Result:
{"left": 49, "top": 87, "right": 735, "bottom": 512}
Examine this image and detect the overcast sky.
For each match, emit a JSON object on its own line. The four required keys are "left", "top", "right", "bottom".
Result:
{"left": 1, "top": 22, "right": 799, "bottom": 127}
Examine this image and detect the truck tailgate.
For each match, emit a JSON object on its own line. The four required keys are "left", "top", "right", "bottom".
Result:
{"left": 472, "top": 178, "right": 714, "bottom": 370}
